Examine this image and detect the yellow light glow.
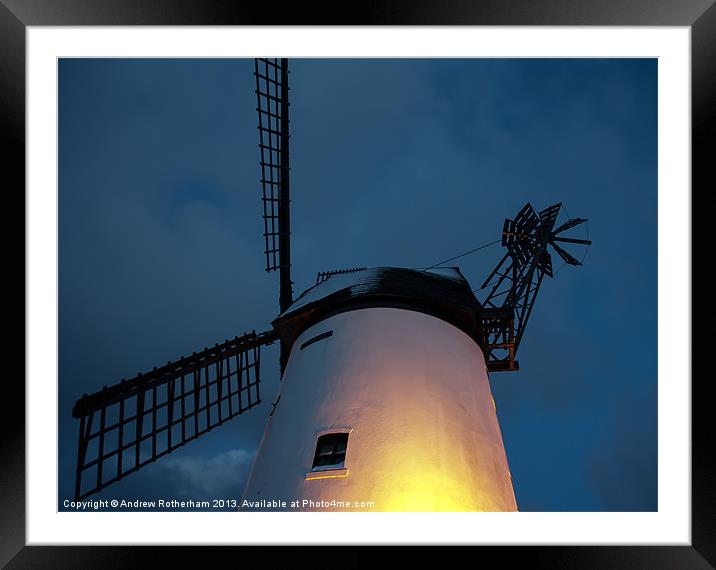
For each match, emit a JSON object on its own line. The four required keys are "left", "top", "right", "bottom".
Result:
{"left": 363, "top": 437, "right": 506, "bottom": 512}
{"left": 294, "top": 368, "right": 515, "bottom": 512}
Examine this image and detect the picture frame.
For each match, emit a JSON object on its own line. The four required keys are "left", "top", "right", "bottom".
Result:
{"left": 4, "top": 0, "right": 707, "bottom": 566}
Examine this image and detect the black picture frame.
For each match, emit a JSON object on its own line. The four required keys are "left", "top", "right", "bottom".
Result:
{"left": 3, "top": 1, "right": 707, "bottom": 567}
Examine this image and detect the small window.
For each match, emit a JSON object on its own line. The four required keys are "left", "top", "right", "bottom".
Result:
{"left": 300, "top": 330, "right": 333, "bottom": 351}
{"left": 311, "top": 433, "right": 348, "bottom": 470}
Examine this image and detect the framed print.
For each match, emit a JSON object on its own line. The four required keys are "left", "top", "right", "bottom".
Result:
{"left": 5, "top": 0, "right": 709, "bottom": 567}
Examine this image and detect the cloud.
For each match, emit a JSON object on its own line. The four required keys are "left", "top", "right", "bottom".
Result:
{"left": 159, "top": 448, "right": 255, "bottom": 499}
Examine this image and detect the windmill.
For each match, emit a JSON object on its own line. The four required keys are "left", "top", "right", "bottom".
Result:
{"left": 70, "top": 58, "right": 591, "bottom": 511}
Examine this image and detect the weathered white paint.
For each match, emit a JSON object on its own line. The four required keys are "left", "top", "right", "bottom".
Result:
{"left": 242, "top": 307, "right": 517, "bottom": 511}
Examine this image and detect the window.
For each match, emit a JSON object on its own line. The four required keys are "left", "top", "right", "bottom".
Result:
{"left": 311, "top": 433, "right": 348, "bottom": 470}
{"left": 300, "top": 330, "right": 333, "bottom": 351}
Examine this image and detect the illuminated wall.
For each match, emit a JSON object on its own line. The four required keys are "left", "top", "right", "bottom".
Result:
{"left": 242, "top": 307, "right": 517, "bottom": 512}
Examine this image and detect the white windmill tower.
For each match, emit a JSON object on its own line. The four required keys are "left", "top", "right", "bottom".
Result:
{"left": 242, "top": 266, "right": 518, "bottom": 511}
{"left": 71, "top": 59, "right": 591, "bottom": 511}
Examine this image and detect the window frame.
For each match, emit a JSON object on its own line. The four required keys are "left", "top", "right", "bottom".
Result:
{"left": 305, "top": 428, "right": 352, "bottom": 480}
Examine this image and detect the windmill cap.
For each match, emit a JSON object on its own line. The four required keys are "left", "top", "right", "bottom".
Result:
{"left": 272, "top": 266, "right": 483, "bottom": 355}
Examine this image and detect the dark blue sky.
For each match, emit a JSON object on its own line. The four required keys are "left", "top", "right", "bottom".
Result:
{"left": 58, "top": 58, "right": 657, "bottom": 511}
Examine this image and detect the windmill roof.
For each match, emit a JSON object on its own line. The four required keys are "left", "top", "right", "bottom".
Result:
{"left": 273, "top": 266, "right": 483, "bottom": 352}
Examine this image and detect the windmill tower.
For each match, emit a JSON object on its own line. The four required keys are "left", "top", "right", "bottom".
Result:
{"left": 242, "top": 267, "right": 518, "bottom": 512}
{"left": 70, "top": 58, "right": 591, "bottom": 511}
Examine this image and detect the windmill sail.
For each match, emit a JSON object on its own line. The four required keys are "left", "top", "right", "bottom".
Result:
{"left": 255, "top": 58, "right": 293, "bottom": 314}
{"left": 71, "top": 330, "right": 277, "bottom": 500}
